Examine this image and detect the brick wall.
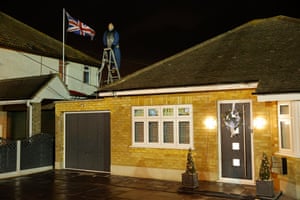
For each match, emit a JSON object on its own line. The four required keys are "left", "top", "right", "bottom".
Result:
{"left": 31, "top": 103, "right": 41, "bottom": 135}
{"left": 0, "top": 111, "right": 7, "bottom": 138}
{"left": 55, "top": 89, "right": 300, "bottom": 198}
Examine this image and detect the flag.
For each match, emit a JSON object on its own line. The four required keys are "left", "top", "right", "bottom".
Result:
{"left": 65, "top": 11, "right": 96, "bottom": 40}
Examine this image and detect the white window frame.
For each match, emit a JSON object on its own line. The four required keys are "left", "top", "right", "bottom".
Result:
{"left": 278, "top": 102, "right": 292, "bottom": 153}
{"left": 277, "top": 101, "right": 300, "bottom": 157}
{"left": 83, "top": 66, "right": 90, "bottom": 84}
{"left": 131, "top": 105, "right": 193, "bottom": 149}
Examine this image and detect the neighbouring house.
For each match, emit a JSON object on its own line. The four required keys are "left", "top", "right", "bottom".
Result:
{"left": 0, "top": 74, "right": 67, "bottom": 177}
{"left": 55, "top": 15, "right": 300, "bottom": 199}
{"left": 0, "top": 11, "right": 102, "bottom": 176}
{"left": 0, "top": 73, "right": 69, "bottom": 139}
{"left": 0, "top": 11, "right": 101, "bottom": 99}
{"left": 0, "top": 11, "right": 102, "bottom": 139}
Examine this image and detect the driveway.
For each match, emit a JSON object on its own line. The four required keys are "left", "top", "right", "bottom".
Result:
{"left": 0, "top": 169, "right": 289, "bottom": 200}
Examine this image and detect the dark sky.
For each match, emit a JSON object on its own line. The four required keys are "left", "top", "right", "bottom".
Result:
{"left": 2, "top": 1, "right": 299, "bottom": 75}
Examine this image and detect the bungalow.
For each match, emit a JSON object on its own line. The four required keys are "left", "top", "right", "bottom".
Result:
{"left": 55, "top": 15, "right": 300, "bottom": 199}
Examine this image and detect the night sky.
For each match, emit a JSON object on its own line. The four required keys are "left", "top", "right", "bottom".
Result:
{"left": 2, "top": 1, "right": 299, "bottom": 75}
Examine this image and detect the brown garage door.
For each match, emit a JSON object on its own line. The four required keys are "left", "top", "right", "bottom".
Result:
{"left": 65, "top": 112, "right": 110, "bottom": 172}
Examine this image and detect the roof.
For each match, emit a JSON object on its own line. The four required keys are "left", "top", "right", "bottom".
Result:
{"left": 99, "top": 15, "right": 300, "bottom": 95}
{"left": 0, "top": 74, "right": 70, "bottom": 101}
{"left": 0, "top": 12, "right": 101, "bottom": 67}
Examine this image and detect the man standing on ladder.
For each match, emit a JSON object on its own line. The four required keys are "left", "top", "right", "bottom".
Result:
{"left": 103, "top": 22, "right": 121, "bottom": 72}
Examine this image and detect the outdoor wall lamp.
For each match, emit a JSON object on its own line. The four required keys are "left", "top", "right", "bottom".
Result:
{"left": 253, "top": 117, "right": 266, "bottom": 129}
{"left": 204, "top": 117, "right": 216, "bottom": 129}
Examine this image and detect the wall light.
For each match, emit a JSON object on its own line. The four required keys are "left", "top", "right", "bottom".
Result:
{"left": 204, "top": 117, "right": 216, "bottom": 129}
{"left": 253, "top": 117, "right": 267, "bottom": 129}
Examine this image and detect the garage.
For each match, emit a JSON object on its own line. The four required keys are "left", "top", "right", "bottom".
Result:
{"left": 65, "top": 112, "right": 110, "bottom": 172}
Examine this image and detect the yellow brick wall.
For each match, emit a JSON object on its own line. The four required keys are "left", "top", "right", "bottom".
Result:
{"left": 0, "top": 111, "right": 7, "bottom": 138}
{"left": 55, "top": 89, "right": 300, "bottom": 198}
{"left": 32, "top": 103, "right": 41, "bottom": 135}
{"left": 273, "top": 156, "right": 300, "bottom": 198}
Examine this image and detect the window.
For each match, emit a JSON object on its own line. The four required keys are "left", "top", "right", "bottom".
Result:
{"left": 83, "top": 66, "right": 90, "bottom": 84}
{"left": 277, "top": 101, "right": 300, "bottom": 157}
{"left": 132, "top": 105, "right": 193, "bottom": 149}
{"left": 278, "top": 103, "right": 292, "bottom": 151}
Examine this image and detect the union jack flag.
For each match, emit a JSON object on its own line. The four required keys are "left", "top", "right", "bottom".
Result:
{"left": 65, "top": 11, "right": 96, "bottom": 40}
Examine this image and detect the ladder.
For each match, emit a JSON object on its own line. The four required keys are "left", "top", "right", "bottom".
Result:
{"left": 98, "top": 48, "right": 121, "bottom": 87}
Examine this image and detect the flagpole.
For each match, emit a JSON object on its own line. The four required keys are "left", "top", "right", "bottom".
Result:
{"left": 62, "top": 8, "right": 65, "bottom": 82}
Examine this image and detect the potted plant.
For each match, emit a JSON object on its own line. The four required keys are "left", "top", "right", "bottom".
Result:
{"left": 256, "top": 152, "right": 274, "bottom": 197}
{"left": 181, "top": 148, "right": 199, "bottom": 189}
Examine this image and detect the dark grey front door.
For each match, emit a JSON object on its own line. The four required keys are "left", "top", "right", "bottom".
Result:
{"left": 65, "top": 112, "right": 110, "bottom": 172}
{"left": 219, "top": 102, "right": 252, "bottom": 180}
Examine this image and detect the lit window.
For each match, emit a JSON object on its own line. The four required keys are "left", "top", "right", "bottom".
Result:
{"left": 132, "top": 105, "right": 193, "bottom": 149}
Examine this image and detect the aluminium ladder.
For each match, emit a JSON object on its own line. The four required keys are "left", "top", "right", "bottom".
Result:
{"left": 98, "top": 48, "right": 121, "bottom": 87}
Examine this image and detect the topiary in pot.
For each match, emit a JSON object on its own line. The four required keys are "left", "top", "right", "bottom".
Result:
{"left": 259, "top": 152, "right": 271, "bottom": 180}
{"left": 256, "top": 152, "right": 274, "bottom": 197}
{"left": 181, "top": 148, "right": 199, "bottom": 189}
{"left": 185, "top": 148, "right": 196, "bottom": 174}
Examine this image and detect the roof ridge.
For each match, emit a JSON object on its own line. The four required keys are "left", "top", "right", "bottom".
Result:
{"left": 0, "top": 11, "right": 101, "bottom": 66}
{"left": 247, "top": 15, "right": 300, "bottom": 25}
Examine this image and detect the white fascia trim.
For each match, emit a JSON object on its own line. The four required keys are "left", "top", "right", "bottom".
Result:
{"left": 98, "top": 82, "right": 258, "bottom": 97}
{"left": 257, "top": 93, "right": 300, "bottom": 102}
{"left": 0, "top": 99, "right": 30, "bottom": 105}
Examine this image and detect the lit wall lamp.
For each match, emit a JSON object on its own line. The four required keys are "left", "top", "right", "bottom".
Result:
{"left": 204, "top": 117, "right": 217, "bottom": 129}
{"left": 253, "top": 117, "right": 267, "bottom": 129}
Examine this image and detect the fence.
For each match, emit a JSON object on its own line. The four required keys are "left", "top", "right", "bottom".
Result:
{"left": 0, "top": 133, "right": 54, "bottom": 178}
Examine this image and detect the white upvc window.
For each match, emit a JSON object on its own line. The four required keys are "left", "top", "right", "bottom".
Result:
{"left": 83, "top": 66, "right": 90, "bottom": 84}
{"left": 277, "top": 101, "right": 300, "bottom": 157}
{"left": 132, "top": 105, "right": 193, "bottom": 149}
{"left": 278, "top": 102, "right": 292, "bottom": 153}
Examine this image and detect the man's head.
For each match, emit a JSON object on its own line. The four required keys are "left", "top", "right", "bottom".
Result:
{"left": 108, "top": 23, "right": 114, "bottom": 31}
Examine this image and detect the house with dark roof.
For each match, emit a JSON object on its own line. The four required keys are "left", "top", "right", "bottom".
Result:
{"left": 0, "top": 11, "right": 101, "bottom": 98}
{"left": 54, "top": 15, "right": 300, "bottom": 199}
{"left": 0, "top": 73, "right": 69, "bottom": 139}
{"left": 0, "top": 11, "right": 102, "bottom": 175}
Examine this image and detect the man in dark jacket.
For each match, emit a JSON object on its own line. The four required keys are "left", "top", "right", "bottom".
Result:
{"left": 103, "top": 22, "right": 121, "bottom": 70}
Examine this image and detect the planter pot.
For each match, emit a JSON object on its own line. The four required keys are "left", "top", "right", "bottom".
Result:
{"left": 256, "top": 179, "right": 274, "bottom": 197}
{"left": 181, "top": 172, "right": 199, "bottom": 189}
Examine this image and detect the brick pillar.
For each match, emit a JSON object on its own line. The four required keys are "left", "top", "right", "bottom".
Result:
{"left": 0, "top": 111, "right": 7, "bottom": 138}
{"left": 31, "top": 103, "right": 41, "bottom": 135}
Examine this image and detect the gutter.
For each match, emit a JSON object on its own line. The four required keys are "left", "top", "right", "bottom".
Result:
{"left": 98, "top": 82, "right": 259, "bottom": 97}
{"left": 0, "top": 100, "right": 29, "bottom": 105}
{"left": 26, "top": 100, "right": 32, "bottom": 137}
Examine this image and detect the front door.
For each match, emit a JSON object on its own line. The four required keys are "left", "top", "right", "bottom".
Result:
{"left": 219, "top": 101, "right": 252, "bottom": 180}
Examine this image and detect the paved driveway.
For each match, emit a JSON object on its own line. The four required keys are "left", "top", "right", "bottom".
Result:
{"left": 0, "top": 169, "right": 290, "bottom": 200}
